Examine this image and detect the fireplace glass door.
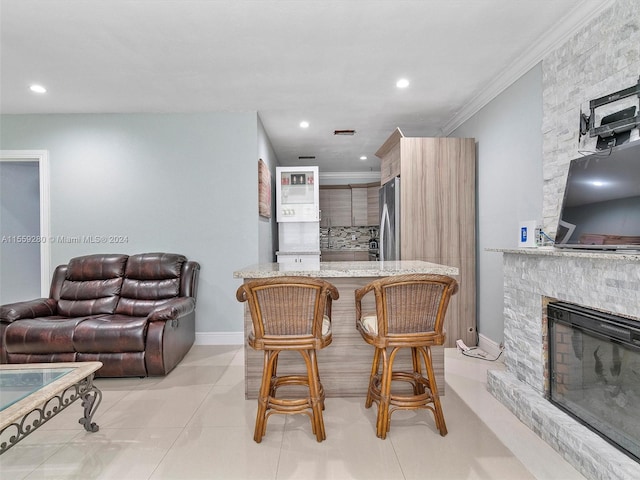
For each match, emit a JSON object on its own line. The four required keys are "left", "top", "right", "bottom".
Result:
{"left": 548, "top": 302, "right": 640, "bottom": 462}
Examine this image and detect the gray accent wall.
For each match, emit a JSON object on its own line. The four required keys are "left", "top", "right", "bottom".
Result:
{"left": 0, "top": 112, "right": 264, "bottom": 336}
{"left": 257, "top": 116, "right": 279, "bottom": 263}
{"left": 452, "top": 64, "right": 544, "bottom": 344}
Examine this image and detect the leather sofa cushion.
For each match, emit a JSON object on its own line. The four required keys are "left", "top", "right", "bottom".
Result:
{"left": 115, "top": 253, "right": 186, "bottom": 317}
{"left": 66, "top": 254, "right": 128, "bottom": 281}
{"left": 57, "top": 254, "right": 128, "bottom": 317}
{"left": 5, "top": 316, "right": 92, "bottom": 353}
{"left": 58, "top": 278, "right": 123, "bottom": 316}
{"left": 73, "top": 314, "right": 147, "bottom": 353}
{"left": 77, "top": 352, "right": 146, "bottom": 377}
{"left": 7, "top": 352, "right": 77, "bottom": 364}
{"left": 123, "top": 253, "right": 185, "bottom": 280}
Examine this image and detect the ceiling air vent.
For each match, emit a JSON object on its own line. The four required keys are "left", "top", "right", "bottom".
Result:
{"left": 298, "top": 156, "right": 316, "bottom": 160}
{"left": 334, "top": 130, "right": 356, "bottom": 136}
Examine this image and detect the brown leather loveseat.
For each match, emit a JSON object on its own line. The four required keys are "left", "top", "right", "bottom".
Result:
{"left": 0, "top": 252, "right": 200, "bottom": 377}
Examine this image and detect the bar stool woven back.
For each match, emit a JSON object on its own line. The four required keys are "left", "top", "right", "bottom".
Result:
{"left": 355, "top": 274, "right": 458, "bottom": 439}
{"left": 236, "top": 276, "right": 339, "bottom": 443}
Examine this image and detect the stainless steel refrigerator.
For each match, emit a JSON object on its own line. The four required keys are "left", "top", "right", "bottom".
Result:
{"left": 379, "top": 176, "right": 400, "bottom": 261}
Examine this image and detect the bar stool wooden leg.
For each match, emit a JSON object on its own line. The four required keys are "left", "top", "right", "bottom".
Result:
{"left": 255, "top": 350, "right": 278, "bottom": 443}
{"left": 269, "top": 354, "right": 279, "bottom": 398}
{"left": 307, "top": 349, "right": 326, "bottom": 442}
{"left": 422, "top": 346, "right": 447, "bottom": 436}
{"left": 376, "top": 348, "right": 394, "bottom": 439}
{"left": 411, "top": 347, "right": 425, "bottom": 395}
{"left": 365, "top": 348, "right": 381, "bottom": 409}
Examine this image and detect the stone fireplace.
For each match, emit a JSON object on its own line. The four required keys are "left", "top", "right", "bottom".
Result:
{"left": 488, "top": 248, "right": 640, "bottom": 480}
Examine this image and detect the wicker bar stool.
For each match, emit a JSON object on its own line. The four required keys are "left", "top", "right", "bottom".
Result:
{"left": 355, "top": 274, "right": 458, "bottom": 439}
{"left": 236, "top": 276, "right": 339, "bottom": 443}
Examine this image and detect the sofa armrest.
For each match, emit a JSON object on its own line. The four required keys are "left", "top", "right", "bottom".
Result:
{"left": 0, "top": 298, "right": 58, "bottom": 322}
{"left": 147, "top": 297, "right": 196, "bottom": 323}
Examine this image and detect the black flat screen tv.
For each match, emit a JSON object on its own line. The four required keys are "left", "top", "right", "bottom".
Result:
{"left": 554, "top": 140, "right": 640, "bottom": 251}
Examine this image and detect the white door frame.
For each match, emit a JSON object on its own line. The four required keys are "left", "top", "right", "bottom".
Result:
{"left": 0, "top": 150, "right": 51, "bottom": 297}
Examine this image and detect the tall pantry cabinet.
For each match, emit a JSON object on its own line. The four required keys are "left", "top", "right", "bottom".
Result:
{"left": 376, "top": 128, "right": 476, "bottom": 348}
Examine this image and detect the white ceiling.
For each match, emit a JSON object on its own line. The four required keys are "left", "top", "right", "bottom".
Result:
{"left": 0, "top": 0, "right": 612, "bottom": 173}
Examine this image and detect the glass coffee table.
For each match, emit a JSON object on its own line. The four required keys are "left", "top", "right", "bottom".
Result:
{"left": 0, "top": 362, "right": 102, "bottom": 454}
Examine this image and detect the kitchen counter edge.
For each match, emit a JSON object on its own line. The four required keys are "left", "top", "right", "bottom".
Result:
{"left": 233, "top": 260, "right": 459, "bottom": 279}
{"left": 487, "top": 247, "right": 640, "bottom": 261}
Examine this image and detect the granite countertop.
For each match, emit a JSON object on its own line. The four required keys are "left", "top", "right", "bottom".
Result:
{"left": 233, "top": 260, "right": 458, "bottom": 278}
{"left": 488, "top": 246, "right": 640, "bottom": 261}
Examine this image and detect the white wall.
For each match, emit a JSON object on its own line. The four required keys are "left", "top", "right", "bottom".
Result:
{"left": 0, "top": 112, "right": 262, "bottom": 340}
{"left": 452, "top": 64, "right": 543, "bottom": 344}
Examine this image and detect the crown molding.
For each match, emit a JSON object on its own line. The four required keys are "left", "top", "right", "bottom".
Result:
{"left": 319, "top": 171, "right": 381, "bottom": 184}
{"left": 442, "top": 0, "right": 616, "bottom": 136}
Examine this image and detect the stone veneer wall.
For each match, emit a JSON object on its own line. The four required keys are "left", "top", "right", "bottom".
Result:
{"left": 319, "top": 226, "right": 378, "bottom": 250}
{"left": 500, "top": 250, "right": 640, "bottom": 394}
{"left": 489, "top": 249, "right": 640, "bottom": 479}
{"left": 542, "top": 0, "right": 640, "bottom": 235}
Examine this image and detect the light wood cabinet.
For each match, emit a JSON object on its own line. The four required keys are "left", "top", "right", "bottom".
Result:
{"left": 319, "top": 187, "right": 352, "bottom": 227}
{"left": 378, "top": 128, "right": 402, "bottom": 185}
{"left": 350, "top": 186, "right": 368, "bottom": 226}
{"left": 353, "top": 251, "right": 369, "bottom": 261}
{"left": 321, "top": 250, "right": 370, "bottom": 262}
{"left": 375, "top": 128, "right": 476, "bottom": 348}
{"left": 319, "top": 189, "right": 330, "bottom": 227}
{"left": 367, "top": 185, "right": 380, "bottom": 226}
{"left": 320, "top": 184, "right": 380, "bottom": 228}
{"left": 321, "top": 250, "right": 354, "bottom": 261}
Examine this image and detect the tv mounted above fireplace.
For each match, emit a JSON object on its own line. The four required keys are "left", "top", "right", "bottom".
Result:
{"left": 555, "top": 140, "right": 640, "bottom": 251}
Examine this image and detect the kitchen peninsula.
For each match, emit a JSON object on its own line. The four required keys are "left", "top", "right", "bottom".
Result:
{"left": 233, "top": 260, "right": 458, "bottom": 399}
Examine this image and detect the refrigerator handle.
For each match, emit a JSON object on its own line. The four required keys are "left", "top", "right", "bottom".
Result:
{"left": 380, "top": 203, "right": 390, "bottom": 262}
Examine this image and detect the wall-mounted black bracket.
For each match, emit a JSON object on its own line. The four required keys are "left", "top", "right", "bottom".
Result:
{"left": 579, "top": 76, "right": 640, "bottom": 148}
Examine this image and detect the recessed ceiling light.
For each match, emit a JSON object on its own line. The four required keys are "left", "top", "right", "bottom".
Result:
{"left": 300, "top": 121, "right": 309, "bottom": 128}
{"left": 360, "top": 156, "right": 367, "bottom": 160}
{"left": 396, "top": 78, "right": 410, "bottom": 89}
{"left": 30, "top": 84, "right": 47, "bottom": 94}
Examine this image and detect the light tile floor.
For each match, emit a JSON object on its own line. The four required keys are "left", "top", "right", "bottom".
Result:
{"left": 0, "top": 346, "right": 587, "bottom": 480}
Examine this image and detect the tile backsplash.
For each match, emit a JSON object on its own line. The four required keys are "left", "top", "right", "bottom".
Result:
{"left": 320, "top": 226, "right": 379, "bottom": 250}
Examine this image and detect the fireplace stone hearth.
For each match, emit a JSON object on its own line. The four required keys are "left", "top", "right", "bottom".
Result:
{"left": 489, "top": 248, "right": 640, "bottom": 480}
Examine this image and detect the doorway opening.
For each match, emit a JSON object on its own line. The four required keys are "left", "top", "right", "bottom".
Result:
{"left": 0, "top": 150, "right": 51, "bottom": 301}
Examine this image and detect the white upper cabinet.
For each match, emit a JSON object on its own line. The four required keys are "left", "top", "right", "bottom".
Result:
{"left": 276, "top": 166, "right": 319, "bottom": 222}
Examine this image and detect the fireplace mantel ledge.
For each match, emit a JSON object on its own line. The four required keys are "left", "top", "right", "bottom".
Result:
{"left": 487, "top": 246, "right": 640, "bottom": 261}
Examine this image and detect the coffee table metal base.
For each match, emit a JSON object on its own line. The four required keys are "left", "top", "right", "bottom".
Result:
{"left": 0, "top": 362, "right": 103, "bottom": 455}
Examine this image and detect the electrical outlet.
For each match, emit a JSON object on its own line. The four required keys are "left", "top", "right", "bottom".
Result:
{"left": 351, "top": 234, "right": 356, "bottom": 240}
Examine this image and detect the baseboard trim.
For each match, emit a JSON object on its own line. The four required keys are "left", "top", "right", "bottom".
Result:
{"left": 478, "top": 333, "right": 503, "bottom": 358}
{"left": 195, "top": 332, "right": 244, "bottom": 345}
